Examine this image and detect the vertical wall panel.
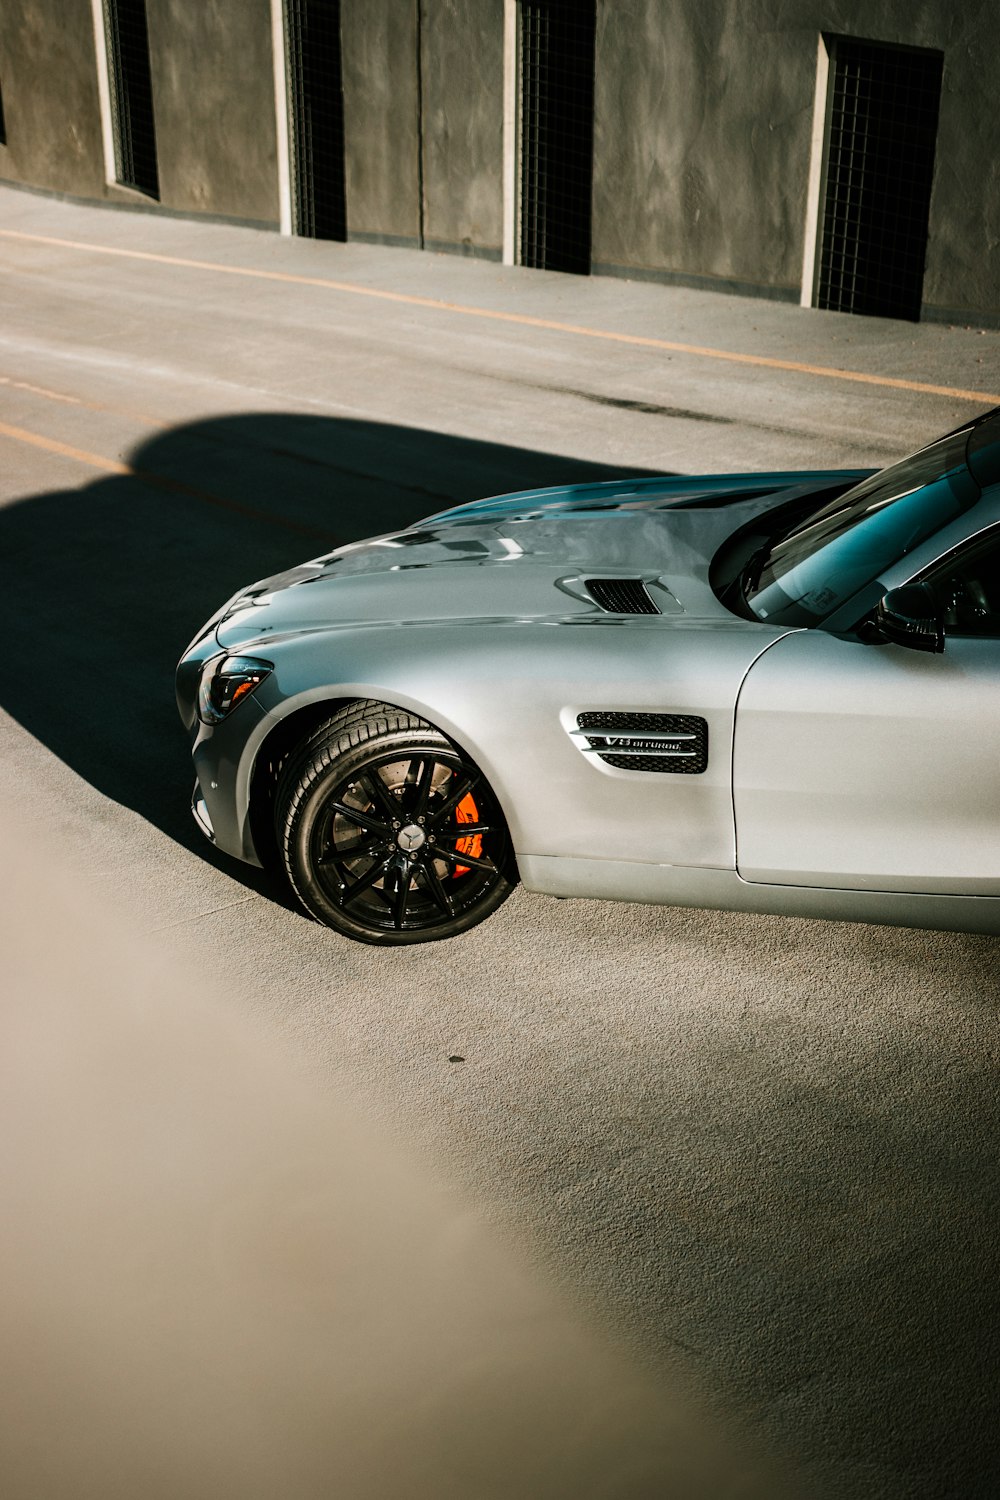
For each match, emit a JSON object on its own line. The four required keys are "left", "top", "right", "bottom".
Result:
{"left": 419, "top": 0, "right": 504, "bottom": 257}
{"left": 0, "top": 1, "right": 107, "bottom": 197}
{"left": 339, "top": 0, "right": 420, "bottom": 243}
{"left": 145, "top": 0, "right": 278, "bottom": 223}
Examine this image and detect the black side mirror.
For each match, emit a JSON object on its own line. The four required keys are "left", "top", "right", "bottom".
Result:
{"left": 875, "top": 582, "right": 944, "bottom": 653}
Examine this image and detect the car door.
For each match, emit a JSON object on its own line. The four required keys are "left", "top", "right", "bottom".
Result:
{"left": 732, "top": 527, "right": 1000, "bottom": 895}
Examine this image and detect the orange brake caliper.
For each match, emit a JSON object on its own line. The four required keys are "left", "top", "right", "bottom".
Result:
{"left": 453, "top": 792, "right": 483, "bottom": 876}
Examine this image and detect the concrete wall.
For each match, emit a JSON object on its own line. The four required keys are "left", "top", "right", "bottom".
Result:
{"left": 341, "top": 0, "right": 504, "bottom": 255}
{"left": 0, "top": 0, "right": 278, "bottom": 224}
{"left": 919, "top": 5, "right": 1000, "bottom": 321}
{"left": 592, "top": 1, "right": 813, "bottom": 299}
{"left": 420, "top": 0, "right": 504, "bottom": 257}
{"left": 591, "top": 0, "right": 1000, "bottom": 321}
{"left": 146, "top": 0, "right": 278, "bottom": 224}
{"left": 0, "top": 0, "right": 997, "bottom": 321}
{"left": 341, "top": 0, "right": 420, "bottom": 243}
{"left": 0, "top": 0, "right": 106, "bottom": 199}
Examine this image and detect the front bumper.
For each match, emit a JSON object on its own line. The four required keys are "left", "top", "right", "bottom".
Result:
{"left": 191, "top": 783, "right": 216, "bottom": 843}
{"left": 178, "top": 629, "right": 272, "bottom": 868}
{"left": 187, "top": 694, "right": 270, "bottom": 866}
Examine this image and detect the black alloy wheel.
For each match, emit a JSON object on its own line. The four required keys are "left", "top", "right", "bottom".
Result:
{"left": 276, "top": 705, "right": 516, "bottom": 944}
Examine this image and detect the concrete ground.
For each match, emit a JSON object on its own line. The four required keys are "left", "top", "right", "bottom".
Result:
{"left": 0, "top": 182, "right": 998, "bottom": 1499}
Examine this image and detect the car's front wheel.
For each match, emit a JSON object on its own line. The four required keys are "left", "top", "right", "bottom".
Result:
{"left": 275, "top": 705, "right": 517, "bottom": 944}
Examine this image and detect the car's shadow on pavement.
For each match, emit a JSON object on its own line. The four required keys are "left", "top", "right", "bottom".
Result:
{"left": 0, "top": 411, "right": 667, "bottom": 898}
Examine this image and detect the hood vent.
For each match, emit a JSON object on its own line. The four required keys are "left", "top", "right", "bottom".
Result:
{"left": 584, "top": 578, "right": 660, "bottom": 615}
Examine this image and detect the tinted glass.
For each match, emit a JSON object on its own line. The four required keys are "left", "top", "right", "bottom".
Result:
{"left": 968, "top": 410, "right": 1000, "bottom": 489}
{"left": 934, "top": 525, "right": 1000, "bottom": 638}
{"left": 746, "top": 428, "right": 978, "bottom": 626}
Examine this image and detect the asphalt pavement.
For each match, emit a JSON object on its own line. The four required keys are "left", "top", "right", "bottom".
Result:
{"left": 1, "top": 182, "right": 999, "bottom": 1499}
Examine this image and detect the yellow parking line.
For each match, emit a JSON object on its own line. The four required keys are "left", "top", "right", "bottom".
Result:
{"left": 0, "top": 417, "right": 336, "bottom": 540}
{"left": 2, "top": 228, "right": 998, "bottom": 406}
{"left": 0, "top": 372, "right": 168, "bottom": 426}
{"left": 0, "top": 418, "right": 130, "bottom": 474}
{"left": 0, "top": 375, "right": 86, "bottom": 408}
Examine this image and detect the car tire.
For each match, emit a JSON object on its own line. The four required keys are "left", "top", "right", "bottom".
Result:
{"left": 275, "top": 704, "right": 517, "bottom": 945}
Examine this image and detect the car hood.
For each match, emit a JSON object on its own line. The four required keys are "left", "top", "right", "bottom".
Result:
{"left": 215, "top": 469, "right": 867, "bottom": 650}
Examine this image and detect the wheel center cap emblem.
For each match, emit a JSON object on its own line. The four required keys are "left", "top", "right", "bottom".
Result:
{"left": 397, "top": 823, "right": 426, "bottom": 852}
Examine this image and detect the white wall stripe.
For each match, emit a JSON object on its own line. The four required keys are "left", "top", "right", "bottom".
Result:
{"left": 89, "top": 0, "right": 117, "bottom": 187}
{"left": 270, "top": 0, "right": 293, "bottom": 235}
{"left": 800, "top": 33, "right": 831, "bottom": 309}
{"left": 502, "top": 0, "right": 518, "bottom": 265}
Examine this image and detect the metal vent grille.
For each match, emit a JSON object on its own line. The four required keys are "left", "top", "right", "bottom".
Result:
{"left": 285, "top": 0, "right": 347, "bottom": 241}
{"left": 817, "top": 37, "right": 942, "bottom": 321}
{"left": 574, "top": 713, "right": 709, "bottom": 774}
{"left": 103, "top": 0, "right": 159, "bottom": 198}
{"left": 584, "top": 578, "right": 660, "bottom": 615}
{"left": 519, "top": 0, "right": 595, "bottom": 275}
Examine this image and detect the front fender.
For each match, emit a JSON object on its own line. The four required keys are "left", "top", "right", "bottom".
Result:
{"left": 236, "top": 614, "right": 787, "bottom": 872}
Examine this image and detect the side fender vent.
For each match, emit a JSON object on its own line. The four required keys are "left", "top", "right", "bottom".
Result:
{"left": 571, "top": 711, "right": 708, "bottom": 773}
{"left": 584, "top": 578, "right": 660, "bottom": 615}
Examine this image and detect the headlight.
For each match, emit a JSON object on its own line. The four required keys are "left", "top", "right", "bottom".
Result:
{"left": 197, "top": 655, "right": 273, "bottom": 724}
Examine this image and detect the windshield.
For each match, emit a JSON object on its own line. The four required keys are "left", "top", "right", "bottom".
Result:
{"left": 744, "top": 427, "right": 979, "bottom": 626}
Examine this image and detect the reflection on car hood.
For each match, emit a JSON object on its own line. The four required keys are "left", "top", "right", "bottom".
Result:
{"left": 215, "top": 469, "right": 865, "bottom": 650}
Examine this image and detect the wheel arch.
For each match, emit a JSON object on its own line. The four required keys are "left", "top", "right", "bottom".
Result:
{"left": 247, "top": 697, "right": 359, "bottom": 869}
{"left": 245, "top": 689, "right": 520, "bottom": 872}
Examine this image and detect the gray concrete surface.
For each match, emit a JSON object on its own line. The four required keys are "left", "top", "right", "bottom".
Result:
{"left": 0, "top": 0, "right": 107, "bottom": 200}
{"left": 1, "top": 799, "right": 792, "bottom": 1500}
{"left": 420, "top": 0, "right": 504, "bottom": 257}
{"left": 342, "top": 0, "right": 421, "bottom": 244}
{"left": 3, "top": 3, "right": 1000, "bottom": 318}
{"left": 146, "top": 0, "right": 279, "bottom": 224}
{"left": 591, "top": 0, "right": 1000, "bottom": 319}
{"left": 0, "top": 184, "right": 999, "bottom": 1499}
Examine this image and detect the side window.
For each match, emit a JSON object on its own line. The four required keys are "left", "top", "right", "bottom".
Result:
{"left": 931, "top": 528, "right": 1000, "bottom": 638}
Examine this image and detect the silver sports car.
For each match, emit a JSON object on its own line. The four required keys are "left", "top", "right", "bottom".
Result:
{"left": 176, "top": 407, "right": 1000, "bottom": 944}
